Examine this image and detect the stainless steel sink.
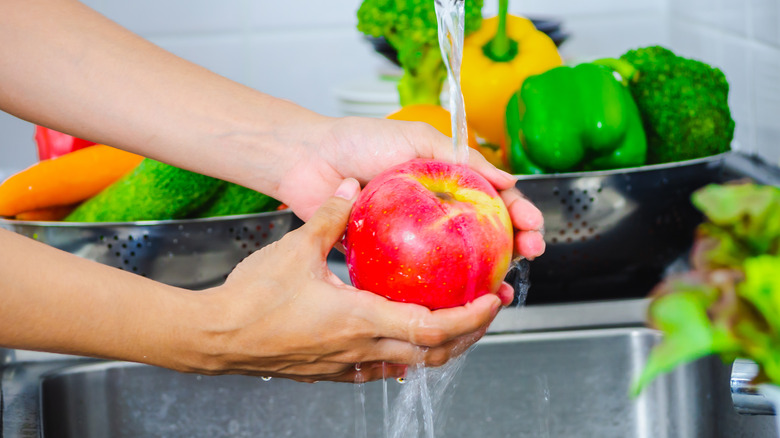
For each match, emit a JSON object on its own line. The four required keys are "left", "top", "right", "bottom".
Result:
{"left": 2, "top": 152, "right": 779, "bottom": 437}
{"left": 19, "top": 325, "right": 774, "bottom": 438}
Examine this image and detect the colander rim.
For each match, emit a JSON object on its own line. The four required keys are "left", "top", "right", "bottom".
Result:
{"left": 0, "top": 209, "right": 294, "bottom": 228}
{"left": 513, "top": 152, "right": 730, "bottom": 181}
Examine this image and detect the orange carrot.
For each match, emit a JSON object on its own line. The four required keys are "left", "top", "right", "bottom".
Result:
{"left": 0, "top": 145, "right": 143, "bottom": 217}
{"left": 14, "top": 205, "right": 78, "bottom": 221}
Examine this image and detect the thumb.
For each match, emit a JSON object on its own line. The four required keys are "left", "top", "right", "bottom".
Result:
{"left": 300, "top": 178, "right": 361, "bottom": 255}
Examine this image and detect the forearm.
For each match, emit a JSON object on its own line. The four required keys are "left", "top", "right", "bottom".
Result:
{"left": 0, "top": 0, "right": 322, "bottom": 197}
{"left": 0, "top": 228, "right": 197, "bottom": 369}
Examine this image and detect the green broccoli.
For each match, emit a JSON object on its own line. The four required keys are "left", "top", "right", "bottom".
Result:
{"left": 357, "top": 0, "right": 484, "bottom": 106}
{"left": 618, "top": 46, "right": 735, "bottom": 164}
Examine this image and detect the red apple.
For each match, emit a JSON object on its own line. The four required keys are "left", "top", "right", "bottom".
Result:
{"left": 343, "top": 158, "right": 514, "bottom": 309}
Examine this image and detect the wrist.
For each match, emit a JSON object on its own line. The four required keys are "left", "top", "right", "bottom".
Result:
{"left": 200, "top": 95, "right": 332, "bottom": 201}
{"left": 141, "top": 286, "right": 220, "bottom": 373}
{"left": 153, "top": 284, "right": 250, "bottom": 375}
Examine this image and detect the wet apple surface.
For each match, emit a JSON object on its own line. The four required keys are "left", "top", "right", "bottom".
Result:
{"left": 344, "top": 158, "right": 513, "bottom": 309}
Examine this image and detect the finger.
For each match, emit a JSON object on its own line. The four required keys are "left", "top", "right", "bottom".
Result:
{"left": 516, "top": 230, "right": 546, "bottom": 260}
{"left": 342, "top": 337, "right": 463, "bottom": 369}
{"left": 352, "top": 362, "right": 407, "bottom": 383}
{"left": 421, "top": 294, "right": 501, "bottom": 345}
{"left": 285, "top": 363, "right": 399, "bottom": 384}
{"left": 501, "top": 188, "right": 544, "bottom": 231}
{"left": 365, "top": 293, "right": 501, "bottom": 347}
{"left": 466, "top": 148, "right": 517, "bottom": 190}
{"left": 439, "top": 324, "right": 490, "bottom": 361}
{"left": 496, "top": 281, "right": 515, "bottom": 306}
{"left": 332, "top": 363, "right": 407, "bottom": 384}
{"left": 353, "top": 338, "right": 437, "bottom": 365}
{"left": 299, "top": 178, "right": 361, "bottom": 255}
{"left": 398, "top": 323, "right": 491, "bottom": 368}
{"left": 409, "top": 127, "right": 515, "bottom": 190}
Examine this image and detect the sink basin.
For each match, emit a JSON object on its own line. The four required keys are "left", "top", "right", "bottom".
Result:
{"left": 34, "top": 327, "right": 776, "bottom": 438}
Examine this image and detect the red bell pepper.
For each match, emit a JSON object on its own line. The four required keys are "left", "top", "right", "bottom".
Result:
{"left": 34, "top": 126, "right": 97, "bottom": 161}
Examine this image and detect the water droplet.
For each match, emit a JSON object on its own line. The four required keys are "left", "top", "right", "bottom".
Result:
{"left": 261, "top": 376, "right": 272, "bottom": 381}
{"left": 355, "top": 363, "right": 362, "bottom": 371}
{"left": 396, "top": 377, "right": 406, "bottom": 384}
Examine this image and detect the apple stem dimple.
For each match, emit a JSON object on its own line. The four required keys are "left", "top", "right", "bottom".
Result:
{"left": 435, "top": 192, "right": 456, "bottom": 202}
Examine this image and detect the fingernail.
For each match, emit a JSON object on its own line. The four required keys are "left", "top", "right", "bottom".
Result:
{"left": 394, "top": 365, "right": 408, "bottom": 379}
{"left": 491, "top": 300, "right": 501, "bottom": 317}
{"left": 334, "top": 178, "right": 360, "bottom": 200}
{"left": 496, "top": 168, "right": 516, "bottom": 183}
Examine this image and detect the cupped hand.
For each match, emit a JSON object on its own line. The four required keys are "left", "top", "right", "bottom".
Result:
{"left": 178, "top": 179, "right": 505, "bottom": 383}
{"left": 276, "top": 116, "right": 545, "bottom": 260}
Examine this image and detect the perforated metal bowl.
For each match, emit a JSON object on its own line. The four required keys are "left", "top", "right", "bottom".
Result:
{"left": 0, "top": 210, "right": 298, "bottom": 290}
{"left": 515, "top": 153, "right": 729, "bottom": 304}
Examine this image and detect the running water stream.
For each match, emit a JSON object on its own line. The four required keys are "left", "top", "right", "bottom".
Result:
{"left": 380, "top": 2, "right": 472, "bottom": 437}
{"left": 353, "top": 2, "right": 507, "bottom": 437}
{"left": 434, "top": 0, "right": 469, "bottom": 165}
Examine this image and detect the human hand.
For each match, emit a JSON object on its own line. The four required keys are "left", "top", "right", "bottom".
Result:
{"left": 175, "top": 179, "right": 506, "bottom": 383}
{"left": 276, "top": 116, "right": 545, "bottom": 260}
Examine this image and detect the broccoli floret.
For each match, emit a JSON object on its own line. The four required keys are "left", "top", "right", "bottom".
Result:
{"left": 619, "top": 46, "right": 735, "bottom": 164}
{"left": 357, "top": 0, "right": 484, "bottom": 106}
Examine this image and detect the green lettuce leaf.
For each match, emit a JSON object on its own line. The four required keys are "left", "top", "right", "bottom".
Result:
{"left": 633, "top": 183, "right": 780, "bottom": 396}
{"left": 692, "top": 183, "right": 780, "bottom": 258}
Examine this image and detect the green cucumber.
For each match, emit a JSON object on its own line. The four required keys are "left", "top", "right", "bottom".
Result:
{"left": 65, "top": 159, "right": 224, "bottom": 222}
{"left": 193, "top": 183, "right": 281, "bottom": 218}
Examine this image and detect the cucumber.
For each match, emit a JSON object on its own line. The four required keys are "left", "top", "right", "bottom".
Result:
{"left": 65, "top": 159, "right": 224, "bottom": 222}
{"left": 193, "top": 183, "right": 281, "bottom": 218}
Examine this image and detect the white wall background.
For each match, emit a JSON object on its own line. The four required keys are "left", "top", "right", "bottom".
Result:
{"left": 1, "top": 0, "right": 778, "bottom": 179}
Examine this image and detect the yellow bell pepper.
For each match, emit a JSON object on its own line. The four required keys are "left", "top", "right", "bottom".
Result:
{"left": 461, "top": 4, "right": 563, "bottom": 146}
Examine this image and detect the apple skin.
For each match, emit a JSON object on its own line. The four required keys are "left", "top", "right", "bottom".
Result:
{"left": 343, "top": 158, "right": 514, "bottom": 310}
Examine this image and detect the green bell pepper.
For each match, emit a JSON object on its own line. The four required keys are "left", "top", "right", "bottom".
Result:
{"left": 505, "top": 62, "right": 647, "bottom": 174}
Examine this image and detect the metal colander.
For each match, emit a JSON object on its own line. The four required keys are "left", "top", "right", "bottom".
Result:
{"left": 514, "top": 153, "right": 728, "bottom": 304}
{"left": 0, "top": 210, "right": 298, "bottom": 290}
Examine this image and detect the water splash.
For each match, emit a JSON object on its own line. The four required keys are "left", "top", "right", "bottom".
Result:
{"left": 354, "top": 377, "right": 368, "bottom": 438}
{"left": 434, "top": 0, "right": 469, "bottom": 165}
{"left": 383, "top": 363, "right": 391, "bottom": 438}
{"left": 385, "top": 347, "right": 471, "bottom": 438}
{"left": 535, "top": 374, "right": 552, "bottom": 438}
{"left": 506, "top": 258, "right": 532, "bottom": 307}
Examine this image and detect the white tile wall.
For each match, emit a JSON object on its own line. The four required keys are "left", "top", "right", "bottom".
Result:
{"left": 557, "top": 14, "right": 668, "bottom": 62}
{"left": 750, "top": 0, "right": 780, "bottom": 48}
{"left": 490, "top": 0, "right": 664, "bottom": 17}
{"left": 95, "top": 0, "right": 247, "bottom": 36}
{"left": 670, "top": 0, "right": 750, "bottom": 37}
{"left": 246, "top": 29, "right": 378, "bottom": 116}
{"left": 719, "top": 32, "right": 754, "bottom": 154}
{"left": 1, "top": 0, "right": 779, "bottom": 172}
{"left": 246, "top": 0, "right": 361, "bottom": 31}
{"left": 0, "top": 114, "right": 36, "bottom": 175}
{"left": 751, "top": 42, "right": 780, "bottom": 164}
{"left": 668, "top": 0, "right": 780, "bottom": 165}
